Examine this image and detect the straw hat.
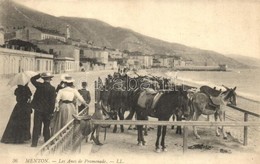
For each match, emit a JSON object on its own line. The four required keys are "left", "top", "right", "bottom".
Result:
{"left": 63, "top": 75, "right": 75, "bottom": 83}
{"left": 60, "top": 74, "right": 69, "bottom": 81}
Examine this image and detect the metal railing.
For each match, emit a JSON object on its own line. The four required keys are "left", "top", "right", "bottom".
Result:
{"left": 36, "top": 79, "right": 100, "bottom": 156}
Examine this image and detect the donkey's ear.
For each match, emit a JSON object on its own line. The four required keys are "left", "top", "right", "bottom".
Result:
{"left": 233, "top": 87, "right": 237, "bottom": 91}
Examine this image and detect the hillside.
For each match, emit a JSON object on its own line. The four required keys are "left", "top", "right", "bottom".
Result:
{"left": 0, "top": 0, "right": 249, "bottom": 68}
{"left": 226, "top": 54, "right": 260, "bottom": 68}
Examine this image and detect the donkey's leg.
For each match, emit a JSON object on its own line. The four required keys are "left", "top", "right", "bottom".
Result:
{"left": 140, "top": 125, "right": 146, "bottom": 146}
{"left": 155, "top": 125, "right": 162, "bottom": 152}
{"left": 95, "top": 126, "right": 103, "bottom": 145}
{"left": 171, "top": 115, "right": 175, "bottom": 129}
{"left": 119, "top": 109, "right": 125, "bottom": 133}
{"left": 144, "top": 125, "right": 148, "bottom": 136}
{"left": 193, "top": 111, "right": 201, "bottom": 139}
{"left": 161, "top": 125, "right": 167, "bottom": 152}
{"left": 219, "top": 111, "right": 227, "bottom": 139}
{"left": 90, "top": 126, "right": 99, "bottom": 145}
{"left": 137, "top": 125, "right": 142, "bottom": 146}
{"left": 113, "top": 115, "right": 118, "bottom": 133}
{"left": 214, "top": 112, "right": 221, "bottom": 137}
{"left": 176, "top": 115, "right": 182, "bottom": 135}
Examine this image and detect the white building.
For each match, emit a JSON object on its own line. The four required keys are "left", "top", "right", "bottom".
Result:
{"left": 0, "top": 47, "right": 53, "bottom": 78}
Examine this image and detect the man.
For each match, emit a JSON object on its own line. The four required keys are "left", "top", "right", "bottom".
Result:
{"left": 78, "top": 81, "right": 91, "bottom": 114}
{"left": 30, "top": 72, "right": 56, "bottom": 147}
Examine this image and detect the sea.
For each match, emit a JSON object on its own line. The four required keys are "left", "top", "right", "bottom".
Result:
{"left": 175, "top": 68, "right": 260, "bottom": 97}
{"left": 148, "top": 68, "right": 260, "bottom": 114}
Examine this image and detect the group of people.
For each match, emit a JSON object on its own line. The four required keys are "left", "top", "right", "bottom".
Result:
{"left": 1, "top": 72, "right": 91, "bottom": 147}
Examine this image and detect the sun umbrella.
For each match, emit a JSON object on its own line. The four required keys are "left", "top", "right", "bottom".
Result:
{"left": 8, "top": 71, "right": 38, "bottom": 87}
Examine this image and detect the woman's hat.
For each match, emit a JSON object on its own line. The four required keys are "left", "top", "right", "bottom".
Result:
{"left": 60, "top": 74, "right": 69, "bottom": 81}
{"left": 63, "top": 75, "right": 75, "bottom": 83}
{"left": 40, "top": 72, "right": 54, "bottom": 79}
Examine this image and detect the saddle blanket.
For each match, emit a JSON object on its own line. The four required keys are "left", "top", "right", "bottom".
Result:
{"left": 137, "top": 90, "right": 163, "bottom": 109}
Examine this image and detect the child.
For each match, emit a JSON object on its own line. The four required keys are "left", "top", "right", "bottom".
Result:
{"left": 78, "top": 82, "right": 91, "bottom": 114}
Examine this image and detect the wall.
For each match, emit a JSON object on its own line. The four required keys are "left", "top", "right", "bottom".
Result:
{"left": 41, "top": 33, "right": 66, "bottom": 42}
{"left": 0, "top": 48, "right": 53, "bottom": 78}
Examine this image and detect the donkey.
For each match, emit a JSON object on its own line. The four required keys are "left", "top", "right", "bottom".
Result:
{"left": 190, "top": 85, "right": 237, "bottom": 139}
{"left": 130, "top": 87, "right": 190, "bottom": 152}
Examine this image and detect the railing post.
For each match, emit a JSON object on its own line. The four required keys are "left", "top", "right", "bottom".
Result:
{"left": 207, "top": 115, "right": 210, "bottom": 121}
{"left": 183, "top": 126, "right": 188, "bottom": 153}
{"left": 95, "top": 80, "right": 98, "bottom": 102}
{"left": 244, "top": 113, "right": 248, "bottom": 146}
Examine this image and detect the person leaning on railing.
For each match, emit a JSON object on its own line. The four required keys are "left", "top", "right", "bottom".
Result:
{"left": 51, "top": 75, "right": 88, "bottom": 136}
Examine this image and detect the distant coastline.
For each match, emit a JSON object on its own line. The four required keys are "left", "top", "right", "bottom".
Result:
{"left": 169, "top": 64, "right": 227, "bottom": 71}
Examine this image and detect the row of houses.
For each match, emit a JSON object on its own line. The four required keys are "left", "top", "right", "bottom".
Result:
{"left": 0, "top": 25, "right": 191, "bottom": 78}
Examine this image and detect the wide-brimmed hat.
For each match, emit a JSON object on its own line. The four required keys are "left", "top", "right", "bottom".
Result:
{"left": 63, "top": 75, "right": 75, "bottom": 83}
{"left": 40, "top": 72, "right": 54, "bottom": 79}
{"left": 60, "top": 74, "right": 69, "bottom": 81}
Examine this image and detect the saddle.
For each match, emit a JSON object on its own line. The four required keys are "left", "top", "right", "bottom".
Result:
{"left": 199, "top": 86, "right": 224, "bottom": 108}
{"left": 137, "top": 89, "right": 163, "bottom": 116}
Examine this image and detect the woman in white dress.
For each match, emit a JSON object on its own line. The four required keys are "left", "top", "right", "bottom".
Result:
{"left": 51, "top": 75, "right": 88, "bottom": 135}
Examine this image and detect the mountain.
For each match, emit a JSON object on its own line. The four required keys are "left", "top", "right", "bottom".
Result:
{"left": 226, "top": 54, "right": 260, "bottom": 68}
{"left": 0, "top": 0, "right": 249, "bottom": 68}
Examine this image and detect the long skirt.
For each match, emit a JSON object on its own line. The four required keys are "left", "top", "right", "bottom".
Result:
{"left": 51, "top": 103, "right": 76, "bottom": 136}
{"left": 1, "top": 103, "right": 32, "bottom": 144}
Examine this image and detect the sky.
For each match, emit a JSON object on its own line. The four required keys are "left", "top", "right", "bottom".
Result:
{"left": 14, "top": 0, "right": 260, "bottom": 59}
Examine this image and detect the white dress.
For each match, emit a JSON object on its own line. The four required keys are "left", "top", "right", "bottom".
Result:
{"left": 51, "top": 87, "right": 85, "bottom": 136}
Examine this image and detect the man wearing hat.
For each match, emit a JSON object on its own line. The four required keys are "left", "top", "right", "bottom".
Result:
{"left": 78, "top": 81, "right": 91, "bottom": 114}
{"left": 30, "top": 72, "right": 56, "bottom": 147}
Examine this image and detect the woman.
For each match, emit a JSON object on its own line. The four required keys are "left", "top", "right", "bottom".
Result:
{"left": 51, "top": 75, "right": 87, "bottom": 135}
{"left": 56, "top": 74, "right": 71, "bottom": 93}
{"left": 1, "top": 84, "right": 32, "bottom": 143}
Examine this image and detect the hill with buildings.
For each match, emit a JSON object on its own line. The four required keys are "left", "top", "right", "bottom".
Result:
{"left": 0, "top": 0, "right": 249, "bottom": 68}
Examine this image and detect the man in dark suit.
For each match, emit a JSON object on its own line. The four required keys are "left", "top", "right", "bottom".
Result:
{"left": 78, "top": 81, "right": 91, "bottom": 114}
{"left": 30, "top": 72, "right": 56, "bottom": 147}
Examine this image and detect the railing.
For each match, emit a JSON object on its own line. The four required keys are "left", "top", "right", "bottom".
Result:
{"left": 91, "top": 120, "right": 260, "bottom": 153}
{"left": 226, "top": 104, "right": 260, "bottom": 146}
{"left": 35, "top": 108, "right": 88, "bottom": 156}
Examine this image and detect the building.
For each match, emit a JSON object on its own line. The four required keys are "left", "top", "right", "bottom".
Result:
{"left": 0, "top": 26, "right": 4, "bottom": 46}
{"left": 158, "top": 55, "right": 171, "bottom": 68}
{"left": 15, "top": 27, "right": 66, "bottom": 42}
{"left": 36, "top": 42, "right": 80, "bottom": 73}
{"left": 127, "top": 54, "right": 153, "bottom": 69}
{"left": 80, "top": 47, "right": 109, "bottom": 70}
{"left": 173, "top": 59, "right": 186, "bottom": 67}
{"left": 0, "top": 47, "right": 53, "bottom": 78}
